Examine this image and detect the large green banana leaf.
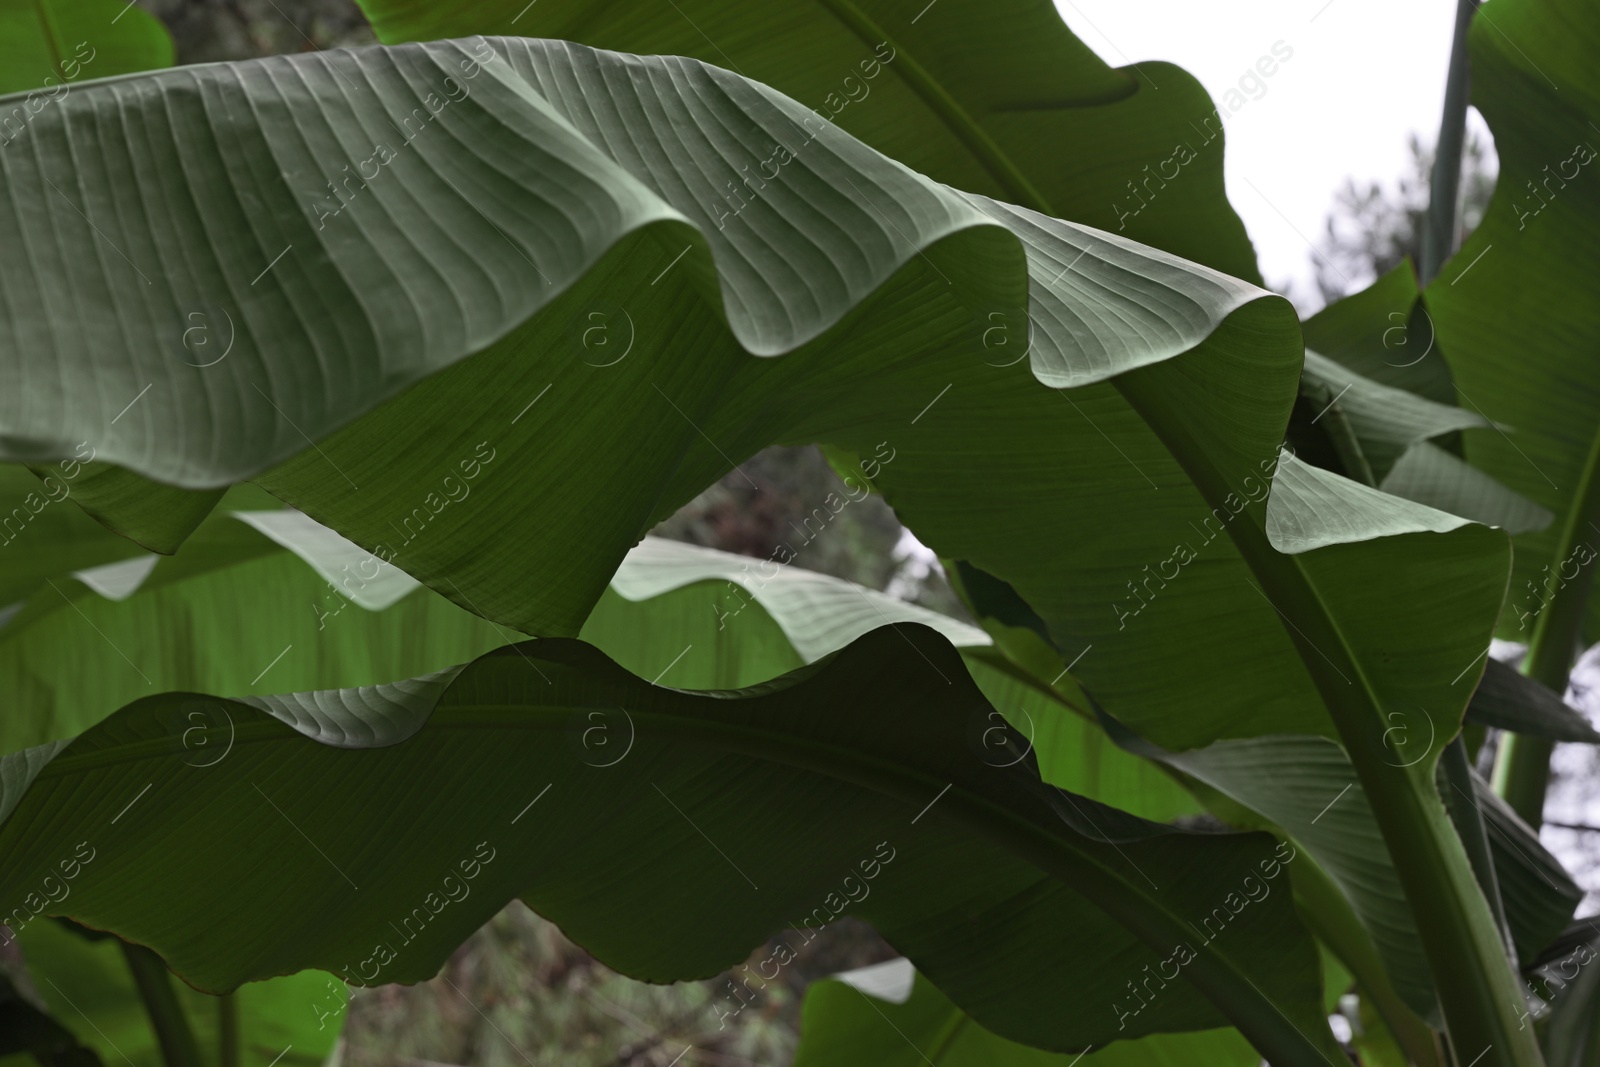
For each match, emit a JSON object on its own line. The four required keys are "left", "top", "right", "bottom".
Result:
{"left": 0, "top": 36, "right": 1488, "bottom": 740}
{"left": 1468, "top": 659, "right": 1600, "bottom": 742}
{"left": 351, "top": 0, "right": 1262, "bottom": 282}
{"left": 1380, "top": 441, "right": 1555, "bottom": 536}
{"left": 0, "top": 507, "right": 1188, "bottom": 827}
{"left": 0, "top": 512, "right": 1210, "bottom": 1055}
{"left": 1295, "top": 267, "right": 1548, "bottom": 531}
{"left": 0, "top": 0, "right": 171, "bottom": 96}
{"left": 602, "top": 534, "right": 991, "bottom": 664}
{"left": 1297, "top": 347, "right": 1486, "bottom": 481}
{"left": 0, "top": 628, "right": 1343, "bottom": 1063}
{"left": 1302, "top": 261, "right": 1452, "bottom": 403}
{"left": 792, "top": 957, "right": 1257, "bottom": 1066}
{"left": 2, "top": 0, "right": 194, "bottom": 555}
{"left": 0, "top": 512, "right": 504, "bottom": 752}
{"left": 584, "top": 535, "right": 1200, "bottom": 820}
{"left": 1105, "top": 721, "right": 1580, "bottom": 1019}
{"left": 1425, "top": 0, "right": 1600, "bottom": 642}
{"left": 34, "top": 0, "right": 1272, "bottom": 553}
{"left": 0, "top": 37, "right": 1538, "bottom": 1059}
{"left": 0, "top": 469, "right": 285, "bottom": 610}
{"left": 0, "top": 37, "right": 1284, "bottom": 648}
{"left": 0, "top": 465, "right": 149, "bottom": 607}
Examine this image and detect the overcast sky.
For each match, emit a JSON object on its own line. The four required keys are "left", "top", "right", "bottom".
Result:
{"left": 1056, "top": 0, "right": 1487, "bottom": 309}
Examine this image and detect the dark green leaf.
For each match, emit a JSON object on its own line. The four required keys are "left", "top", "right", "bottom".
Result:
{"left": 353, "top": 0, "right": 1263, "bottom": 281}
{"left": 793, "top": 958, "right": 1257, "bottom": 1066}
{"left": 1381, "top": 442, "right": 1553, "bottom": 537}
{"left": 31, "top": 464, "right": 226, "bottom": 555}
{"left": 0, "top": 964, "right": 103, "bottom": 1066}
{"left": 1467, "top": 772, "right": 1583, "bottom": 962}
{"left": 1302, "top": 260, "right": 1453, "bottom": 403}
{"left": 0, "top": 0, "right": 171, "bottom": 96}
{"left": 1092, "top": 709, "right": 1436, "bottom": 1019}
{"left": 1425, "top": 0, "right": 1600, "bottom": 641}
{"left": 0, "top": 513, "right": 504, "bottom": 754}
{"left": 0, "top": 628, "right": 1340, "bottom": 1063}
{"left": 1298, "top": 348, "right": 1485, "bottom": 478}
{"left": 585, "top": 537, "right": 1199, "bottom": 821}
{"left": 0, "top": 35, "right": 1537, "bottom": 1058}
{"left": 1466, "top": 658, "right": 1600, "bottom": 743}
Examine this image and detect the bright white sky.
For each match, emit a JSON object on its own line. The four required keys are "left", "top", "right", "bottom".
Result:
{"left": 1054, "top": 0, "right": 1487, "bottom": 310}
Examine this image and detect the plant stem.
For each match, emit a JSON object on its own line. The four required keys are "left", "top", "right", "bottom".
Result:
{"left": 220, "top": 993, "right": 239, "bottom": 1067}
{"left": 1419, "top": 0, "right": 1484, "bottom": 284}
{"left": 119, "top": 941, "right": 204, "bottom": 1067}
{"left": 1491, "top": 424, "right": 1600, "bottom": 826}
{"left": 1494, "top": 733, "right": 1555, "bottom": 829}
{"left": 1117, "top": 375, "right": 1544, "bottom": 1067}
{"left": 1439, "top": 738, "right": 1515, "bottom": 960}
{"left": 924, "top": 1008, "right": 969, "bottom": 1063}
{"left": 1261, "top": 608, "right": 1541, "bottom": 1067}
{"left": 1316, "top": 393, "right": 1379, "bottom": 487}
{"left": 813, "top": 0, "right": 1057, "bottom": 216}
{"left": 1291, "top": 856, "right": 1443, "bottom": 1067}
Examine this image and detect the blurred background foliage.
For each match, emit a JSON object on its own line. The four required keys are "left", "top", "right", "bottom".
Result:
{"left": 337, "top": 905, "right": 897, "bottom": 1067}
{"left": 1313, "top": 131, "right": 1497, "bottom": 303}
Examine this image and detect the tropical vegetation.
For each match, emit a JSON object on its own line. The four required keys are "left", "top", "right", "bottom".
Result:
{"left": 0, "top": 0, "right": 1597, "bottom": 1065}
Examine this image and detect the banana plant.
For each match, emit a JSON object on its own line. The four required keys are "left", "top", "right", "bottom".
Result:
{"left": 0, "top": 0, "right": 1590, "bottom": 1064}
{"left": 0, "top": 29, "right": 1504, "bottom": 1062}
{"left": 1422, "top": 0, "right": 1600, "bottom": 831}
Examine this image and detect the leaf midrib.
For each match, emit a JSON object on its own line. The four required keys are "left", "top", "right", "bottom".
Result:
{"left": 1523, "top": 418, "right": 1600, "bottom": 686}
{"left": 29, "top": 0, "right": 63, "bottom": 77}
{"left": 1114, "top": 373, "right": 1534, "bottom": 1066}
{"left": 808, "top": 0, "right": 1056, "bottom": 216}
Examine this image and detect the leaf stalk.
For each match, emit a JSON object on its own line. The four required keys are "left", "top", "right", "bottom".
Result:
{"left": 1492, "top": 423, "right": 1600, "bottom": 825}
{"left": 119, "top": 941, "right": 204, "bottom": 1067}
